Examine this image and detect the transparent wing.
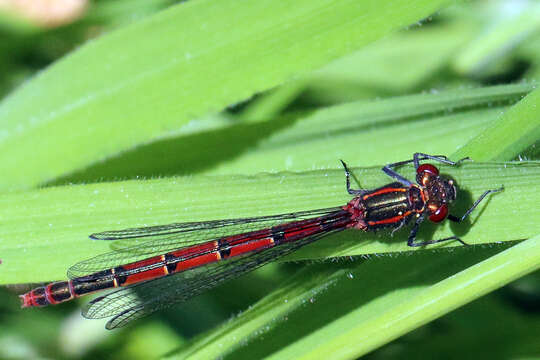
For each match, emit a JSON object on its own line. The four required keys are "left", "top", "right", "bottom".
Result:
{"left": 89, "top": 208, "right": 341, "bottom": 241}
{"left": 82, "top": 227, "right": 345, "bottom": 329}
{"left": 68, "top": 207, "right": 342, "bottom": 279}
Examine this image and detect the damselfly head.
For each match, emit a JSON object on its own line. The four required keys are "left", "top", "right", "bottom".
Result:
{"left": 425, "top": 177, "right": 457, "bottom": 223}
{"left": 416, "top": 163, "right": 439, "bottom": 186}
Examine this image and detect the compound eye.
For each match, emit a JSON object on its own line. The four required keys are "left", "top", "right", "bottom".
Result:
{"left": 417, "top": 163, "right": 439, "bottom": 176}
{"left": 416, "top": 163, "right": 439, "bottom": 185}
{"left": 428, "top": 204, "right": 448, "bottom": 223}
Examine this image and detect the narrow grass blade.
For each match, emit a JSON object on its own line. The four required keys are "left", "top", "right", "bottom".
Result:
{"left": 452, "top": 85, "right": 540, "bottom": 161}
{"left": 52, "top": 83, "right": 535, "bottom": 184}
{"left": 0, "top": 0, "right": 455, "bottom": 190}
{"left": 169, "top": 234, "right": 540, "bottom": 359}
{"left": 1, "top": 161, "right": 537, "bottom": 284}
{"left": 273, "top": 235, "right": 540, "bottom": 359}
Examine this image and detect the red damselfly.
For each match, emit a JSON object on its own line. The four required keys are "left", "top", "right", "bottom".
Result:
{"left": 21, "top": 153, "right": 502, "bottom": 329}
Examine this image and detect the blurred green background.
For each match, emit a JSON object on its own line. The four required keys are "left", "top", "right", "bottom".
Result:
{"left": 0, "top": 0, "right": 539, "bottom": 359}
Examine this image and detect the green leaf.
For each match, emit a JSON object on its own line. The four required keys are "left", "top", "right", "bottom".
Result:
{"left": 452, "top": 2, "right": 540, "bottom": 76}
{"left": 0, "top": 0, "right": 456, "bottom": 191}
{"left": 377, "top": 293, "right": 540, "bottom": 358}
{"left": 453, "top": 85, "right": 540, "bottom": 161}
{"left": 52, "top": 83, "right": 534, "bottom": 184}
{"left": 203, "top": 83, "right": 534, "bottom": 176}
{"left": 168, "top": 235, "right": 540, "bottom": 359}
{"left": 1, "top": 161, "right": 538, "bottom": 285}
{"left": 311, "top": 21, "right": 474, "bottom": 93}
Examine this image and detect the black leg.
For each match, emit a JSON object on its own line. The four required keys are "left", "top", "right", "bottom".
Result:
{"left": 385, "top": 153, "right": 453, "bottom": 170}
{"left": 406, "top": 215, "right": 423, "bottom": 246}
{"left": 407, "top": 214, "right": 468, "bottom": 247}
{"left": 448, "top": 186, "right": 504, "bottom": 223}
{"left": 381, "top": 167, "right": 413, "bottom": 187}
{"left": 411, "top": 153, "right": 469, "bottom": 169}
{"left": 382, "top": 153, "right": 469, "bottom": 187}
{"left": 408, "top": 235, "right": 469, "bottom": 247}
{"left": 340, "top": 160, "right": 366, "bottom": 195}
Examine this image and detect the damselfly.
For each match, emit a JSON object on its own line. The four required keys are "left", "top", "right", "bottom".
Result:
{"left": 21, "top": 153, "right": 502, "bottom": 329}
